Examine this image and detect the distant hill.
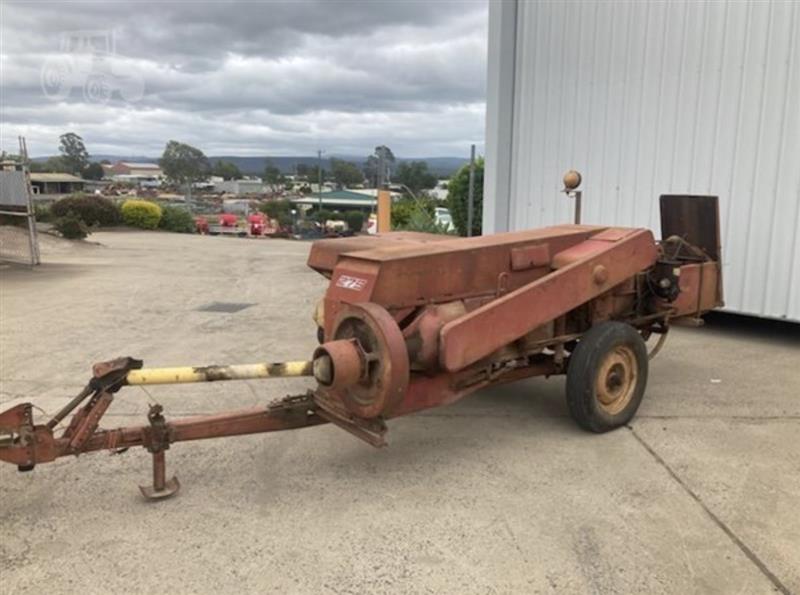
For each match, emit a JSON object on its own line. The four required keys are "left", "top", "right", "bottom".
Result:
{"left": 31, "top": 154, "right": 469, "bottom": 178}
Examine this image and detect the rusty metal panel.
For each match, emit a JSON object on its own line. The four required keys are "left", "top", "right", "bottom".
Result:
{"left": 486, "top": 0, "right": 800, "bottom": 321}
{"left": 667, "top": 261, "right": 724, "bottom": 317}
{"left": 439, "top": 229, "right": 658, "bottom": 372}
{"left": 660, "top": 195, "right": 721, "bottom": 261}
{"left": 307, "top": 231, "right": 447, "bottom": 275}
{"left": 510, "top": 244, "right": 550, "bottom": 270}
{"left": 325, "top": 226, "right": 604, "bottom": 311}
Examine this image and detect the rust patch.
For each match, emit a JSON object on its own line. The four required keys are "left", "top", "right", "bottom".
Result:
{"left": 192, "top": 366, "right": 234, "bottom": 381}
{"left": 266, "top": 363, "right": 288, "bottom": 376}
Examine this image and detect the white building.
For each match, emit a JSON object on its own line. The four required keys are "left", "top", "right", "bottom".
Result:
{"left": 428, "top": 180, "right": 450, "bottom": 201}
{"left": 111, "top": 174, "right": 161, "bottom": 188}
{"left": 483, "top": 0, "right": 799, "bottom": 322}
{"left": 214, "top": 179, "right": 265, "bottom": 194}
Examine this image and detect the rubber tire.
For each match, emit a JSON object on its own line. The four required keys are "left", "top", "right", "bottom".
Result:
{"left": 566, "top": 321, "right": 648, "bottom": 433}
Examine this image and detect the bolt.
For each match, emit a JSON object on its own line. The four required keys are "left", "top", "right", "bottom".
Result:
{"left": 593, "top": 265, "right": 609, "bottom": 285}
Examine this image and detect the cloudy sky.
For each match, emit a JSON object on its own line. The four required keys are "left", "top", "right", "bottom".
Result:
{"left": 0, "top": 0, "right": 488, "bottom": 159}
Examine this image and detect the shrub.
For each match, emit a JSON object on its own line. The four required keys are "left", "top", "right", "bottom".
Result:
{"left": 313, "top": 209, "right": 334, "bottom": 223}
{"left": 391, "top": 196, "right": 440, "bottom": 229}
{"left": 344, "top": 210, "right": 364, "bottom": 232}
{"left": 0, "top": 216, "right": 23, "bottom": 227}
{"left": 447, "top": 157, "right": 484, "bottom": 236}
{"left": 158, "top": 205, "right": 195, "bottom": 233}
{"left": 390, "top": 197, "right": 415, "bottom": 229}
{"left": 121, "top": 199, "right": 162, "bottom": 229}
{"left": 34, "top": 203, "right": 53, "bottom": 222}
{"left": 277, "top": 212, "right": 294, "bottom": 229}
{"left": 53, "top": 212, "right": 89, "bottom": 239}
{"left": 259, "top": 199, "right": 293, "bottom": 219}
{"left": 396, "top": 203, "right": 452, "bottom": 234}
{"left": 51, "top": 193, "right": 120, "bottom": 226}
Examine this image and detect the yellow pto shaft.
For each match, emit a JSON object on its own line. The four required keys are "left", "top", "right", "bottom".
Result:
{"left": 125, "top": 361, "right": 313, "bottom": 386}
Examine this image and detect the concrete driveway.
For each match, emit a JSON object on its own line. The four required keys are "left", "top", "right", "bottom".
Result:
{"left": 1, "top": 229, "right": 797, "bottom": 594}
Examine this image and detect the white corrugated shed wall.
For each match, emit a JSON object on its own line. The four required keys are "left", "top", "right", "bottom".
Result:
{"left": 484, "top": 0, "right": 800, "bottom": 321}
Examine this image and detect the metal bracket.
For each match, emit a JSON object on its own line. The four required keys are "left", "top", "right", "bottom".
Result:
{"left": 313, "top": 393, "right": 387, "bottom": 448}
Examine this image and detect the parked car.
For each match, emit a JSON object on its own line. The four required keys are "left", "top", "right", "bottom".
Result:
{"left": 434, "top": 207, "right": 455, "bottom": 232}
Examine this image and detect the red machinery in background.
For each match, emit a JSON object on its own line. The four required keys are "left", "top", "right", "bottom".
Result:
{"left": 207, "top": 213, "right": 247, "bottom": 237}
{"left": 248, "top": 213, "right": 266, "bottom": 236}
{"left": 219, "top": 213, "right": 238, "bottom": 227}
{"left": 194, "top": 215, "right": 209, "bottom": 234}
{"left": 196, "top": 213, "right": 279, "bottom": 238}
{"left": 0, "top": 189, "right": 723, "bottom": 500}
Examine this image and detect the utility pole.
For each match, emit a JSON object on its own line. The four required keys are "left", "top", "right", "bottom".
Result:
{"left": 467, "top": 144, "right": 476, "bottom": 237}
{"left": 317, "top": 149, "right": 324, "bottom": 212}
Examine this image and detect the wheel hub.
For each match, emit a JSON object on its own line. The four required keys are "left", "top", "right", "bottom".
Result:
{"left": 595, "top": 346, "right": 637, "bottom": 414}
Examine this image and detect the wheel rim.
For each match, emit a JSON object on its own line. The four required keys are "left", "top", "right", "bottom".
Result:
{"left": 594, "top": 345, "right": 638, "bottom": 415}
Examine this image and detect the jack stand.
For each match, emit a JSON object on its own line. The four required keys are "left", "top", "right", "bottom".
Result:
{"left": 139, "top": 404, "right": 180, "bottom": 501}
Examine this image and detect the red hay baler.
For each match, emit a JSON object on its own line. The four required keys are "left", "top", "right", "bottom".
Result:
{"left": 0, "top": 194, "right": 722, "bottom": 500}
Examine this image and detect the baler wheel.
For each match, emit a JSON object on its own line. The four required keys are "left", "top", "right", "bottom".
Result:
{"left": 566, "top": 321, "right": 648, "bottom": 433}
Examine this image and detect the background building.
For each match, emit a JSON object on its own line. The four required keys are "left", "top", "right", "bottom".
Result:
{"left": 214, "top": 179, "right": 265, "bottom": 195}
{"left": 105, "top": 161, "right": 163, "bottom": 177}
{"left": 483, "top": 0, "right": 799, "bottom": 321}
{"left": 293, "top": 189, "right": 378, "bottom": 211}
{"left": 29, "top": 173, "right": 85, "bottom": 198}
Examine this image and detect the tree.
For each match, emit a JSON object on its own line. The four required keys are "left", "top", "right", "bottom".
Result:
{"left": 295, "top": 163, "right": 311, "bottom": 179}
{"left": 212, "top": 160, "right": 242, "bottom": 180}
{"left": 447, "top": 157, "right": 484, "bottom": 237}
{"left": 330, "top": 158, "right": 364, "bottom": 188}
{"left": 259, "top": 199, "right": 293, "bottom": 220}
{"left": 395, "top": 161, "right": 437, "bottom": 194}
{"left": 263, "top": 160, "right": 285, "bottom": 191}
{"left": 82, "top": 162, "right": 105, "bottom": 180}
{"left": 362, "top": 145, "right": 395, "bottom": 187}
{"left": 312, "top": 209, "right": 334, "bottom": 223}
{"left": 0, "top": 151, "right": 22, "bottom": 163}
{"left": 301, "top": 167, "right": 327, "bottom": 188}
{"left": 159, "top": 140, "right": 210, "bottom": 197}
{"left": 59, "top": 132, "right": 89, "bottom": 175}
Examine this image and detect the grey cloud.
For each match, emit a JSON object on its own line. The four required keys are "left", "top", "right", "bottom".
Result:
{"left": 5, "top": 1, "right": 482, "bottom": 63}
{"left": 1, "top": 0, "right": 487, "bottom": 157}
